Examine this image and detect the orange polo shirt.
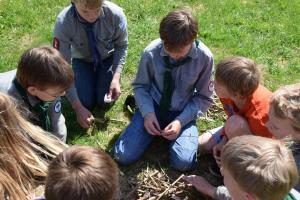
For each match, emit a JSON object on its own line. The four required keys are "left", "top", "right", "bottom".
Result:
{"left": 220, "top": 85, "right": 273, "bottom": 138}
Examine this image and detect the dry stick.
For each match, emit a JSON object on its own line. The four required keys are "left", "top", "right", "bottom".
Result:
{"left": 156, "top": 174, "right": 185, "bottom": 200}
{"left": 124, "top": 171, "right": 159, "bottom": 199}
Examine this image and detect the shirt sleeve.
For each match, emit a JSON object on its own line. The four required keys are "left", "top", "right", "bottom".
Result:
{"left": 112, "top": 9, "right": 128, "bottom": 73}
{"left": 214, "top": 186, "right": 232, "bottom": 200}
{"left": 176, "top": 55, "right": 214, "bottom": 127}
{"left": 53, "top": 16, "right": 72, "bottom": 64}
{"left": 48, "top": 99, "right": 67, "bottom": 142}
{"left": 53, "top": 12, "right": 80, "bottom": 103}
{"left": 132, "top": 52, "right": 155, "bottom": 117}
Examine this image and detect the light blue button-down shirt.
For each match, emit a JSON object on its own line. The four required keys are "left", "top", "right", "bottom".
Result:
{"left": 133, "top": 39, "right": 214, "bottom": 127}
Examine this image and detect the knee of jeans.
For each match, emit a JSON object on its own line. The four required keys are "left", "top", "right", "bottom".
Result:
{"left": 113, "top": 139, "right": 139, "bottom": 165}
{"left": 170, "top": 147, "right": 197, "bottom": 172}
{"left": 225, "top": 115, "right": 249, "bottom": 139}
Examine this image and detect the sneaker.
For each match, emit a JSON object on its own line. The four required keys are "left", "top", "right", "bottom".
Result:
{"left": 209, "top": 160, "right": 222, "bottom": 178}
{"left": 124, "top": 95, "right": 136, "bottom": 114}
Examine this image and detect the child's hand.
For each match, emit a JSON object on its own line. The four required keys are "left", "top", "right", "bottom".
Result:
{"left": 183, "top": 175, "right": 217, "bottom": 198}
{"left": 109, "top": 73, "right": 121, "bottom": 101}
{"left": 73, "top": 102, "right": 92, "bottom": 129}
{"left": 144, "top": 112, "right": 161, "bottom": 135}
{"left": 161, "top": 120, "right": 181, "bottom": 140}
{"left": 213, "top": 137, "right": 227, "bottom": 166}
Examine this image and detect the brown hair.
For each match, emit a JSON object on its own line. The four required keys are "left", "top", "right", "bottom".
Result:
{"left": 45, "top": 145, "right": 119, "bottom": 200}
{"left": 215, "top": 56, "right": 260, "bottom": 98}
{"left": 221, "top": 135, "right": 298, "bottom": 200}
{"left": 270, "top": 83, "right": 300, "bottom": 132}
{"left": 16, "top": 46, "right": 73, "bottom": 91}
{"left": 0, "top": 92, "right": 66, "bottom": 200}
{"left": 159, "top": 8, "right": 198, "bottom": 51}
{"left": 72, "top": 0, "right": 103, "bottom": 8}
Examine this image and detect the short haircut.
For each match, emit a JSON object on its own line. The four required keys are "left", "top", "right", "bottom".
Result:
{"left": 16, "top": 46, "right": 73, "bottom": 91}
{"left": 72, "top": 0, "right": 103, "bottom": 8}
{"left": 215, "top": 56, "right": 260, "bottom": 98}
{"left": 45, "top": 145, "right": 119, "bottom": 200}
{"left": 221, "top": 135, "right": 298, "bottom": 200}
{"left": 270, "top": 83, "right": 300, "bottom": 132}
{"left": 159, "top": 8, "right": 198, "bottom": 51}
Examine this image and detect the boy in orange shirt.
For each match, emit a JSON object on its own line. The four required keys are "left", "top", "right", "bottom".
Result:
{"left": 199, "top": 56, "right": 273, "bottom": 165}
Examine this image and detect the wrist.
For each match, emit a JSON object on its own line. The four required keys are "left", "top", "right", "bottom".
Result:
{"left": 71, "top": 100, "right": 83, "bottom": 110}
{"left": 112, "top": 72, "right": 121, "bottom": 82}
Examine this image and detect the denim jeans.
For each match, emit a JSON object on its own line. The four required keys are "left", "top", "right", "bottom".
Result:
{"left": 114, "top": 107, "right": 199, "bottom": 171}
{"left": 72, "top": 57, "right": 113, "bottom": 110}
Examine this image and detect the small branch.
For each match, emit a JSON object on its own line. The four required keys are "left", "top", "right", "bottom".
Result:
{"left": 156, "top": 174, "right": 185, "bottom": 200}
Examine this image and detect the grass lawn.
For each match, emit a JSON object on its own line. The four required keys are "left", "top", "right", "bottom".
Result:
{"left": 0, "top": 0, "right": 299, "bottom": 199}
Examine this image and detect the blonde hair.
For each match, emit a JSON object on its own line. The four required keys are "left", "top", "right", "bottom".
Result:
{"left": 72, "top": 0, "right": 103, "bottom": 8}
{"left": 215, "top": 56, "right": 260, "bottom": 97}
{"left": 221, "top": 135, "right": 298, "bottom": 200}
{"left": 0, "top": 92, "right": 66, "bottom": 200}
{"left": 45, "top": 145, "right": 119, "bottom": 200}
{"left": 270, "top": 83, "right": 300, "bottom": 132}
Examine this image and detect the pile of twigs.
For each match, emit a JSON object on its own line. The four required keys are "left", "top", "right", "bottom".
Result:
{"left": 123, "top": 169, "right": 192, "bottom": 200}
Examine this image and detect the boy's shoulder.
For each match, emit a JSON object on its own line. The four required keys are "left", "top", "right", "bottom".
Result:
{"left": 196, "top": 40, "right": 213, "bottom": 59}
{"left": 0, "top": 69, "right": 16, "bottom": 94}
{"left": 56, "top": 5, "right": 74, "bottom": 23}
{"left": 143, "top": 38, "right": 163, "bottom": 53}
{"left": 250, "top": 85, "right": 272, "bottom": 106}
{"left": 103, "top": 1, "right": 124, "bottom": 15}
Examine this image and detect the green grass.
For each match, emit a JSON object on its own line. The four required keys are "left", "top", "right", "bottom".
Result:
{"left": 1, "top": 0, "right": 300, "bottom": 199}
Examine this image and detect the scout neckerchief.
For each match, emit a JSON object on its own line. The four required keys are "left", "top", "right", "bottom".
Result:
{"left": 159, "top": 40, "right": 200, "bottom": 115}
{"left": 72, "top": 3, "right": 103, "bottom": 72}
{"left": 13, "top": 78, "right": 51, "bottom": 131}
{"left": 284, "top": 192, "right": 296, "bottom": 200}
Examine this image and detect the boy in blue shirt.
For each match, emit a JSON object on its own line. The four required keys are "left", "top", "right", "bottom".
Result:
{"left": 53, "top": 0, "right": 128, "bottom": 128}
{"left": 114, "top": 9, "right": 214, "bottom": 171}
{"left": 0, "top": 46, "right": 74, "bottom": 142}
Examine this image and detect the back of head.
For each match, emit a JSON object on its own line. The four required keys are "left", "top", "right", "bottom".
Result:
{"left": 16, "top": 46, "right": 73, "bottom": 91}
{"left": 159, "top": 8, "right": 198, "bottom": 51}
{"left": 221, "top": 135, "right": 298, "bottom": 200}
{"left": 270, "top": 83, "right": 300, "bottom": 132}
{"left": 45, "top": 145, "right": 119, "bottom": 200}
{"left": 215, "top": 56, "right": 260, "bottom": 98}
{"left": 72, "top": 0, "right": 103, "bottom": 8}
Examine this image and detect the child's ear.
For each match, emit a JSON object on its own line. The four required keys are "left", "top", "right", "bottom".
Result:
{"left": 27, "top": 86, "right": 38, "bottom": 96}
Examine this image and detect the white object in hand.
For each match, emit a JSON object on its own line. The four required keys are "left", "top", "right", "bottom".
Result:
{"left": 104, "top": 93, "right": 112, "bottom": 103}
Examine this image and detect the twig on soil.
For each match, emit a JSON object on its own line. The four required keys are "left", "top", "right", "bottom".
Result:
{"left": 156, "top": 174, "right": 185, "bottom": 200}
{"left": 124, "top": 171, "right": 159, "bottom": 199}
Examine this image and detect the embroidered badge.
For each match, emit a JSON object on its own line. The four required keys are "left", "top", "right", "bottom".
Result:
{"left": 53, "top": 37, "right": 60, "bottom": 50}
{"left": 208, "top": 81, "right": 214, "bottom": 92}
{"left": 54, "top": 101, "right": 61, "bottom": 113}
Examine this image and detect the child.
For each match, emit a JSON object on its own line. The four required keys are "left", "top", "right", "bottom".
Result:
{"left": 184, "top": 135, "right": 300, "bottom": 200}
{"left": 44, "top": 145, "right": 119, "bottom": 200}
{"left": 267, "top": 83, "right": 300, "bottom": 191}
{"left": 114, "top": 9, "right": 214, "bottom": 171}
{"left": 0, "top": 46, "right": 73, "bottom": 142}
{"left": 53, "top": 0, "right": 128, "bottom": 128}
{"left": 0, "top": 92, "right": 66, "bottom": 200}
{"left": 198, "top": 56, "right": 273, "bottom": 164}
